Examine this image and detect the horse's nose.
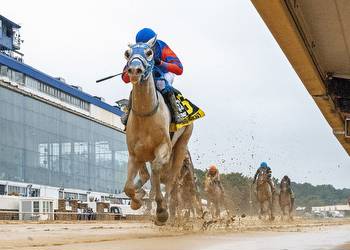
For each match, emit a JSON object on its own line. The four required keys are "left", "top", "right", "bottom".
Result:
{"left": 128, "top": 60, "right": 144, "bottom": 75}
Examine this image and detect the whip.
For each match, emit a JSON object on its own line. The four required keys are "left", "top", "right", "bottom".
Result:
{"left": 96, "top": 73, "right": 123, "bottom": 83}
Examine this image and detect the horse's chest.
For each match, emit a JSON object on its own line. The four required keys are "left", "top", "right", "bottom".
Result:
{"left": 280, "top": 192, "right": 291, "bottom": 204}
{"left": 129, "top": 135, "right": 161, "bottom": 161}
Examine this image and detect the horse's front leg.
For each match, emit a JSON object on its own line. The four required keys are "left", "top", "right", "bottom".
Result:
{"left": 152, "top": 168, "right": 168, "bottom": 225}
{"left": 258, "top": 203, "right": 263, "bottom": 219}
{"left": 124, "top": 156, "right": 144, "bottom": 210}
{"left": 152, "top": 143, "right": 171, "bottom": 225}
{"left": 269, "top": 198, "right": 275, "bottom": 221}
{"left": 215, "top": 201, "right": 220, "bottom": 218}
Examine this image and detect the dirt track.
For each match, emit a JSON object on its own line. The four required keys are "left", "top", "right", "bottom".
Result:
{"left": 1, "top": 218, "right": 349, "bottom": 250}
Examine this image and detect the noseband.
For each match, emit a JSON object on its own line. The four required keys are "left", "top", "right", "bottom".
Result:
{"left": 127, "top": 43, "right": 154, "bottom": 82}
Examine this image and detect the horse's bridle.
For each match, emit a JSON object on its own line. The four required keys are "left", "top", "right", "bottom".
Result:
{"left": 127, "top": 43, "right": 160, "bottom": 117}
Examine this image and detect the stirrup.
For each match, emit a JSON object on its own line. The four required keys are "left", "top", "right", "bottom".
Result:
{"left": 173, "top": 115, "right": 185, "bottom": 124}
{"left": 121, "top": 112, "right": 129, "bottom": 126}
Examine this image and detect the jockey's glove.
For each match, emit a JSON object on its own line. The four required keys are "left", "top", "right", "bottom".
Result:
{"left": 154, "top": 58, "right": 161, "bottom": 65}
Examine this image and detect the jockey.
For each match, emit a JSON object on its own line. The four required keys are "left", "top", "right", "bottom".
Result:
{"left": 253, "top": 162, "right": 275, "bottom": 193}
{"left": 206, "top": 165, "right": 224, "bottom": 193}
{"left": 280, "top": 175, "right": 295, "bottom": 200}
{"left": 121, "top": 28, "right": 184, "bottom": 125}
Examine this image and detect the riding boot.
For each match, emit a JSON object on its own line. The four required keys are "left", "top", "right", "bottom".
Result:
{"left": 165, "top": 91, "right": 184, "bottom": 124}
{"left": 121, "top": 92, "right": 132, "bottom": 126}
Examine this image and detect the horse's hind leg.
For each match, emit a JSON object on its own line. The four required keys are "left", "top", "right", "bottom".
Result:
{"left": 134, "top": 164, "right": 150, "bottom": 201}
{"left": 124, "top": 157, "right": 144, "bottom": 210}
{"left": 165, "top": 127, "right": 193, "bottom": 204}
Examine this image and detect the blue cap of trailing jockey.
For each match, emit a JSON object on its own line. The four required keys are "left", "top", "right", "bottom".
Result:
{"left": 136, "top": 28, "right": 157, "bottom": 43}
{"left": 260, "top": 162, "right": 268, "bottom": 167}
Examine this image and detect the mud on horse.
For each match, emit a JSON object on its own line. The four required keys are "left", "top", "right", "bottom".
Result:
{"left": 122, "top": 37, "right": 193, "bottom": 225}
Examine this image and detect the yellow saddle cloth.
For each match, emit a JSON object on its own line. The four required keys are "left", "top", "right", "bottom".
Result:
{"left": 170, "top": 91, "right": 205, "bottom": 132}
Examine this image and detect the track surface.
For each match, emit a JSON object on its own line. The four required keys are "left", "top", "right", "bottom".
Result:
{"left": 1, "top": 218, "right": 349, "bottom": 250}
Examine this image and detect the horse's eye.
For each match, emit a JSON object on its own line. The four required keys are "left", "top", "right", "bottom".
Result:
{"left": 145, "top": 49, "right": 153, "bottom": 60}
{"left": 124, "top": 49, "right": 131, "bottom": 60}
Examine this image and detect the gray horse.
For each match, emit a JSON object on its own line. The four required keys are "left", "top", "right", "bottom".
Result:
{"left": 122, "top": 38, "right": 193, "bottom": 225}
{"left": 256, "top": 168, "right": 275, "bottom": 221}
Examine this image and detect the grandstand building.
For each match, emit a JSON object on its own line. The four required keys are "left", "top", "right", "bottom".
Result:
{"left": 0, "top": 15, "right": 127, "bottom": 202}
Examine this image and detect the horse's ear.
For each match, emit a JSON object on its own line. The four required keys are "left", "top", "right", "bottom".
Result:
{"left": 146, "top": 36, "right": 157, "bottom": 48}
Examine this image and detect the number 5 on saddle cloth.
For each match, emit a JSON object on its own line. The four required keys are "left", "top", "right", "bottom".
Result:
{"left": 170, "top": 89, "right": 205, "bottom": 132}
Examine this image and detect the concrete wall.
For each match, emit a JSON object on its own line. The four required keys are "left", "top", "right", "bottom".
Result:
{"left": 0, "top": 195, "right": 20, "bottom": 210}
{"left": 90, "top": 104, "right": 124, "bottom": 129}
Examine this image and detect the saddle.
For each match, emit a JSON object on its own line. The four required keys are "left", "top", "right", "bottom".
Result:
{"left": 168, "top": 89, "right": 205, "bottom": 132}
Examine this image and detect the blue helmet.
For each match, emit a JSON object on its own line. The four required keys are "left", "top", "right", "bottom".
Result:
{"left": 136, "top": 28, "right": 157, "bottom": 43}
{"left": 260, "top": 162, "right": 268, "bottom": 167}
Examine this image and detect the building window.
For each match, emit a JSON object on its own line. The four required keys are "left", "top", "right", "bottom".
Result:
{"left": 78, "top": 193, "right": 87, "bottom": 202}
{"left": 0, "top": 185, "right": 5, "bottom": 195}
{"left": 1, "top": 65, "right": 90, "bottom": 111}
{"left": 64, "top": 192, "right": 78, "bottom": 200}
{"left": 8, "top": 185, "right": 26, "bottom": 196}
{"left": 0, "top": 65, "right": 7, "bottom": 77}
{"left": 33, "top": 201, "right": 39, "bottom": 213}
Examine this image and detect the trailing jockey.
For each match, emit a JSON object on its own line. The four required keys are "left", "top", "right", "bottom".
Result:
{"left": 121, "top": 28, "right": 184, "bottom": 125}
{"left": 206, "top": 165, "right": 225, "bottom": 193}
{"left": 253, "top": 162, "right": 275, "bottom": 193}
{"left": 280, "top": 175, "right": 295, "bottom": 203}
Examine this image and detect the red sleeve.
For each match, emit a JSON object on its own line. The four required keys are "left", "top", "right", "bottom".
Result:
{"left": 121, "top": 66, "right": 130, "bottom": 83}
{"left": 160, "top": 46, "right": 183, "bottom": 75}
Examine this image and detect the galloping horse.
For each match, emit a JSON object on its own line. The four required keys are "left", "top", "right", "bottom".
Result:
{"left": 279, "top": 177, "right": 294, "bottom": 221}
{"left": 122, "top": 38, "right": 193, "bottom": 225}
{"left": 204, "top": 175, "right": 227, "bottom": 218}
{"left": 256, "top": 168, "right": 275, "bottom": 220}
{"left": 174, "top": 150, "right": 203, "bottom": 218}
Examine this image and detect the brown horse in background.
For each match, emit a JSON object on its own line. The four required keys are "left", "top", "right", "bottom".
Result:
{"left": 279, "top": 177, "right": 294, "bottom": 221}
{"left": 256, "top": 168, "right": 275, "bottom": 221}
{"left": 172, "top": 150, "right": 203, "bottom": 218}
{"left": 204, "top": 175, "right": 228, "bottom": 218}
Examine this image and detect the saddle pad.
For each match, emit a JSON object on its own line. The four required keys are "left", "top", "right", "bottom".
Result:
{"left": 170, "top": 91, "right": 205, "bottom": 132}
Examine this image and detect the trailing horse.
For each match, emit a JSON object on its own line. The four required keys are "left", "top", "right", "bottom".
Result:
{"left": 122, "top": 38, "right": 193, "bottom": 225}
{"left": 255, "top": 168, "right": 275, "bottom": 221}
{"left": 204, "top": 175, "right": 228, "bottom": 218}
{"left": 174, "top": 150, "right": 203, "bottom": 218}
{"left": 279, "top": 176, "right": 294, "bottom": 221}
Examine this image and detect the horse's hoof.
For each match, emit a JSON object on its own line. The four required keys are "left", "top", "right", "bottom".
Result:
{"left": 156, "top": 209, "right": 169, "bottom": 223}
{"left": 154, "top": 219, "right": 166, "bottom": 226}
{"left": 130, "top": 200, "right": 142, "bottom": 210}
